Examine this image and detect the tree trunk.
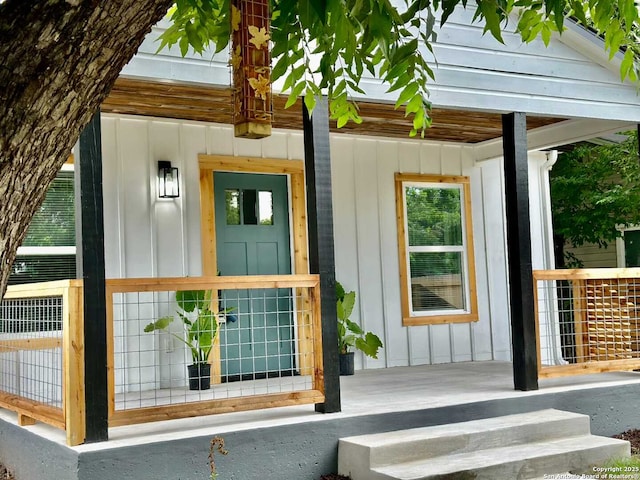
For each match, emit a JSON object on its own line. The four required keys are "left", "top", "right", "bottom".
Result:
{"left": 0, "top": 0, "right": 173, "bottom": 299}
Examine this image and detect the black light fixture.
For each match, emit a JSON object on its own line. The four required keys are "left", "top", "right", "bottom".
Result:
{"left": 158, "top": 161, "right": 179, "bottom": 198}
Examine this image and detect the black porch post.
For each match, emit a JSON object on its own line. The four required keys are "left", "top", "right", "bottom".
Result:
{"left": 77, "top": 110, "right": 109, "bottom": 441}
{"left": 303, "top": 97, "right": 341, "bottom": 413}
{"left": 502, "top": 112, "right": 538, "bottom": 391}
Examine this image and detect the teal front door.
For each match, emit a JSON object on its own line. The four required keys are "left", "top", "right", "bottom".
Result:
{"left": 214, "top": 172, "right": 294, "bottom": 381}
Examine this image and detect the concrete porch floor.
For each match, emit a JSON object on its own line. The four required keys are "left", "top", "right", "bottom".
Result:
{"left": 3, "top": 360, "right": 640, "bottom": 479}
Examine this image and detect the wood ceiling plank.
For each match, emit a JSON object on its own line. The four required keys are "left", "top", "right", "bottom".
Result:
{"left": 102, "top": 77, "right": 565, "bottom": 143}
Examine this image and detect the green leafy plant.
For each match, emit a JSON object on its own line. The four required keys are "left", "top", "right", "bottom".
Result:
{"left": 336, "top": 282, "right": 383, "bottom": 358}
{"left": 144, "top": 290, "right": 221, "bottom": 365}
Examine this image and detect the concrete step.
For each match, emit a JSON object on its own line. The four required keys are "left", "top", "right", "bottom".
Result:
{"left": 338, "top": 410, "right": 630, "bottom": 480}
{"left": 339, "top": 409, "right": 590, "bottom": 469}
{"left": 371, "top": 435, "right": 628, "bottom": 480}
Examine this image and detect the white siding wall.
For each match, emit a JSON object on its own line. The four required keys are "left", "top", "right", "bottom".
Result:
{"left": 100, "top": 114, "right": 556, "bottom": 370}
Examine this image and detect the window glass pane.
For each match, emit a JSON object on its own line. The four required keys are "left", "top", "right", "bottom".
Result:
{"left": 242, "top": 189, "right": 258, "bottom": 225}
{"left": 9, "top": 255, "right": 76, "bottom": 286}
{"left": 406, "top": 186, "right": 462, "bottom": 247}
{"left": 22, "top": 171, "right": 75, "bottom": 247}
{"left": 625, "top": 231, "right": 640, "bottom": 267}
{"left": 258, "top": 190, "right": 273, "bottom": 225}
{"left": 225, "top": 189, "right": 240, "bottom": 225}
{"left": 409, "top": 252, "right": 465, "bottom": 311}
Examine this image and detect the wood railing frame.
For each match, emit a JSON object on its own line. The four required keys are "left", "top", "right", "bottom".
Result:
{"left": 1, "top": 280, "right": 85, "bottom": 445}
{"left": 533, "top": 268, "right": 640, "bottom": 379}
{"left": 104, "top": 274, "right": 324, "bottom": 427}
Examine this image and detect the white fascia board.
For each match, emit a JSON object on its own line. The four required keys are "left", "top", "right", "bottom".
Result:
{"left": 558, "top": 20, "right": 624, "bottom": 76}
{"left": 473, "top": 118, "right": 635, "bottom": 162}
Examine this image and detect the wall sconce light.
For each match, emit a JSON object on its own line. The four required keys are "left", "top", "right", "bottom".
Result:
{"left": 158, "top": 161, "right": 179, "bottom": 198}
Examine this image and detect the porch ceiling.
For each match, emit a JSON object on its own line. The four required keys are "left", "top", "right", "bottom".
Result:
{"left": 103, "top": 77, "right": 566, "bottom": 143}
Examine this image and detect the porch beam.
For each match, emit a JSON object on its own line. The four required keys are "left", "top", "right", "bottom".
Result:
{"left": 77, "top": 111, "right": 109, "bottom": 441}
{"left": 303, "top": 97, "right": 341, "bottom": 413}
{"left": 502, "top": 112, "right": 539, "bottom": 391}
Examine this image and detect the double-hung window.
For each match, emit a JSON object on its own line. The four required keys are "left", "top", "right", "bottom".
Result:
{"left": 9, "top": 165, "right": 76, "bottom": 285}
{"left": 395, "top": 173, "right": 478, "bottom": 325}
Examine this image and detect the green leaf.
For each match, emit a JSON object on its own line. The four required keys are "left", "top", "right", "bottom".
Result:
{"left": 395, "top": 82, "right": 420, "bottom": 109}
{"left": 285, "top": 80, "right": 307, "bottom": 108}
{"left": 144, "top": 316, "right": 174, "bottom": 333}
{"left": 620, "top": 49, "right": 635, "bottom": 81}
{"left": 541, "top": 23, "right": 551, "bottom": 46}
{"left": 304, "top": 90, "right": 317, "bottom": 113}
{"left": 176, "top": 290, "right": 207, "bottom": 313}
{"left": 477, "top": 0, "right": 505, "bottom": 43}
{"left": 355, "top": 332, "right": 384, "bottom": 358}
{"left": 345, "top": 318, "right": 364, "bottom": 335}
{"left": 340, "top": 291, "right": 356, "bottom": 320}
{"left": 179, "top": 36, "right": 190, "bottom": 57}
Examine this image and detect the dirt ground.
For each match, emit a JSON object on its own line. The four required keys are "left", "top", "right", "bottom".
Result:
{"left": 614, "top": 429, "right": 640, "bottom": 454}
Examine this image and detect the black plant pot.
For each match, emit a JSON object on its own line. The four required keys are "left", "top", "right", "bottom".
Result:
{"left": 187, "top": 363, "right": 211, "bottom": 390}
{"left": 339, "top": 352, "right": 355, "bottom": 376}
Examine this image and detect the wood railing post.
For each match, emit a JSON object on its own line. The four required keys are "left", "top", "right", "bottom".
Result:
{"left": 572, "top": 279, "right": 587, "bottom": 362}
{"left": 63, "top": 282, "right": 86, "bottom": 446}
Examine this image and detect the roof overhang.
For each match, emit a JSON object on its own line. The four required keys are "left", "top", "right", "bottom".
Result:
{"left": 102, "top": 77, "right": 566, "bottom": 144}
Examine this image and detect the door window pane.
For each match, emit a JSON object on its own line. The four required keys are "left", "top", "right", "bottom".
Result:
{"left": 225, "top": 189, "right": 240, "bottom": 225}
{"left": 242, "top": 189, "right": 258, "bottom": 225}
{"left": 258, "top": 191, "right": 273, "bottom": 225}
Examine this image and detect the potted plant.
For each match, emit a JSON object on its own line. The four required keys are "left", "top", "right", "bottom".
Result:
{"left": 336, "top": 281, "right": 383, "bottom": 375}
{"left": 144, "top": 289, "right": 221, "bottom": 390}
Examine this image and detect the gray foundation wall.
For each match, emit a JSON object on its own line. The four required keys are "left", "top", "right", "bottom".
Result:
{"left": 2, "top": 384, "right": 640, "bottom": 480}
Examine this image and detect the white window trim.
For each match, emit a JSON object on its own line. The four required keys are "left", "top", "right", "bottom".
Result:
{"left": 16, "top": 246, "right": 76, "bottom": 256}
{"left": 615, "top": 225, "right": 640, "bottom": 268}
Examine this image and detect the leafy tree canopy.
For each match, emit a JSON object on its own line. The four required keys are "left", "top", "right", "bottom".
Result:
{"left": 550, "top": 132, "right": 640, "bottom": 265}
{"left": 160, "top": 0, "right": 640, "bottom": 136}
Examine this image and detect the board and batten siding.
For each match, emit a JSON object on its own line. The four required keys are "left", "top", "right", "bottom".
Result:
{"left": 100, "top": 113, "right": 556, "bottom": 370}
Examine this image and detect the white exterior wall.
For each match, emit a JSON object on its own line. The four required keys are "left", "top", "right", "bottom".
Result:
{"left": 100, "top": 113, "right": 558, "bottom": 370}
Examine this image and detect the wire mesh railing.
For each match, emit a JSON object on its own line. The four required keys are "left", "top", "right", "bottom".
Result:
{"left": 0, "top": 280, "right": 84, "bottom": 445}
{"left": 105, "top": 275, "right": 323, "bottom": 427}
{"left": 534, "top": 269, "right": 640, "bottom": 378}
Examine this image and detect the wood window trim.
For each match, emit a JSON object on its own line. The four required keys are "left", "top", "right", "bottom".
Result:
{"left": 198, "top": 154, "right": 312, "bottom": 381}
{"left": 394, "top": 172, "right": 479, "bottom": 326}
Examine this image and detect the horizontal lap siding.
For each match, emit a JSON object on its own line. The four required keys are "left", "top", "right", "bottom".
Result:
{"left": 355, "top": 7, "right": 638, "bottom": 119}
{"left": 101, "top": 115, "right": 515, "bottom": 369}
{"left": 565, "top": 243, "right": 618, "bottom": 268}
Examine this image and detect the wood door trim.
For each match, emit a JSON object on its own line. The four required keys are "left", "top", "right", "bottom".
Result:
{"left": 198, "top": 154, "right": 308, "bottom": 276}
{"left": 198, "top": 155, "right": 312, "bottom": 380}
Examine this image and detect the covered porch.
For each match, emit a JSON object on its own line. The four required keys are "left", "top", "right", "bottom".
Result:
{"left": 2, "top": 97, "right": 640, "bottom": 448}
